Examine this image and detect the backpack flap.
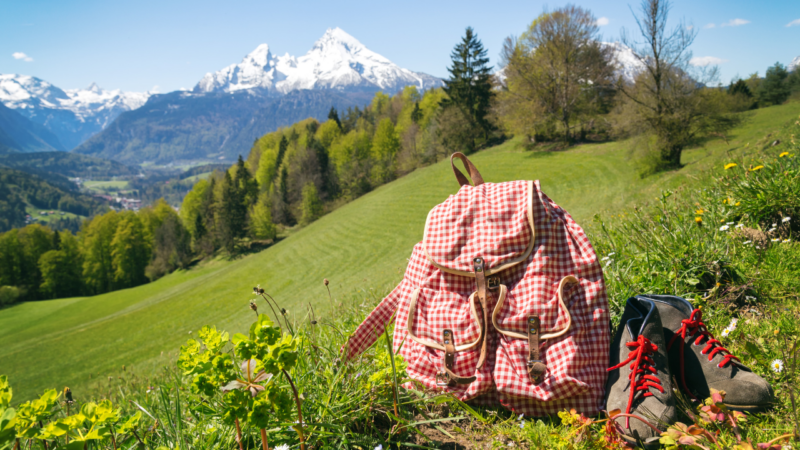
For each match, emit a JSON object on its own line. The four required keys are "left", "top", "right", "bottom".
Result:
{"left": 422, "top": 179, "right": 534, "bottom": 277}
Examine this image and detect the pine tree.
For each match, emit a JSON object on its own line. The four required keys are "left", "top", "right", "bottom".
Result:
{"left": 235, "top": 155, "right": 258, "bottom": 207}
{"left": 300, "top": 183, "right": 323, "bottom": 225}
{"left": 443, "top": 27, "right": 494, "bottom": 143}
{"left": 218, "top": 171, "right": 242, "bottom": 254}
{"left": 729, "top": 79, "right": 752, "bottom": 97}
{"left": 328, "top": 107, "right": 342, "bottom": 129}
{"left": 759, "top": 62, "right": 790, "bottom": 106}
{"left": 276, "top": 136, "right": 289, "bottom": 169}
{"left": 411, "top": 101, "right": 422, "bottom": 124}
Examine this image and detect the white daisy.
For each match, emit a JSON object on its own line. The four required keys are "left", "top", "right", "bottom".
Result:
{"left": 743, "top": 240, "right": 752, "bottom": 245}
{"left": 783, "top": 217, "right": 791, "bottom": 223}
{"left": 772, "top": 238, "right": 780, "bottom": 242}
{"left": 783, "top": 239, "right": 792, "bottom": 243}
{"left": 726, "top": 222, "right": 734, "bottom": 225}
{"left": 375, "top": 445, "right": 384, "bottom": 450}
{"left": 772, "top": 223, "right": 778, "bottom": 228}
{"left": 601, "top": 256, "right": 610, "bottom": 261}
{"left": 735, "top": 224, "right": 744, "bottom": 229}
{"left": 608, "top": 252, "right": 616, "bottom": 257}
{"left": 721, "top": 328, "right": 732, "bottom": 337}
{"left": 769, "top": 228, "right": 777, "bottom": 233}
{"left": 728, "top": 318, "right": 738, "bottom": 330}
{"left": 771, "top": 359, "right": 784, "bottom": 373}
{"left": 719, "top": 225, "right": 730, "bottom": 231}
{"left": 275, "top": 445, "right": 290, "bottom": 450}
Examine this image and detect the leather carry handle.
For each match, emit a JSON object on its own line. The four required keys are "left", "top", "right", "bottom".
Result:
{"left": 450, "top": 152, "right": 485, "bottom": 187}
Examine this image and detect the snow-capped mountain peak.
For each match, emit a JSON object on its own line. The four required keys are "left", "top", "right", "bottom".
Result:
{"left": 195, "top": 28, "right": 443, "bottom": 95}
{"left": 789, "top": 55, "right": 799, "bottom": 72}
{"left": 0, "top": 73, "right": 151, "bottom": 149}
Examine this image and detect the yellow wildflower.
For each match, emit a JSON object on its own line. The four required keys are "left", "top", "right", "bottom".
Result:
{"left": 695, "top": 216, "right": 703, "bottom": 224}
{"left": 751, "top": 165, "right": 764, "bottom": 171}
{"left": 724, "top": 163, "right": 738, "bottom": 170}
{"left": 735, "top": 202, "right": 740, "bottom": 206}
{"left": 779, "top": 152, "right": 790, "bottom": 158}
{"left": 696, "top": 209, "right": 704, "bottom": 214}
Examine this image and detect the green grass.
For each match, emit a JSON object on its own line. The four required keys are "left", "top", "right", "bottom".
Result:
{"left": 82, "top": 180, "right": 129, "bottom": 193}
{"left": 1, "top": 103, "right": 799, "bottom": 403}
{"left": 23, "top": 206, "right": 84, "bottom": 224}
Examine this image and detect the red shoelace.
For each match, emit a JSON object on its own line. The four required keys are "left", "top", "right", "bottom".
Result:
{"left": 608, "top": 334, "right": 665, "bottom": 428}
{"left": 667, "top": 309, "right": 741, "bottom": 401}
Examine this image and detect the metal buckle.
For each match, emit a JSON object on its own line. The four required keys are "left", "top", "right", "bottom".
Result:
{"left": 487, "top": 276, "right": 500, "bottom": 290}
{"left": 527, "top": 359, "right": 543, "bottom": 369}
{"left": 435, "top": 371, "right": 450, "bottom": 387}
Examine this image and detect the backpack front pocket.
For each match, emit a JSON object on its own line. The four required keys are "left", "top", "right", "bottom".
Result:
{"left": 401, "top": 287, "right": 484, "bottom": 394}
{"left": 492, "top": 275, "right": 590, "bottom": 402}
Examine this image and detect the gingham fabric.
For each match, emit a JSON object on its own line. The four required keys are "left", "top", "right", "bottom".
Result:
{"left": 346, "top": 179, "right": 609, "bottom": 416}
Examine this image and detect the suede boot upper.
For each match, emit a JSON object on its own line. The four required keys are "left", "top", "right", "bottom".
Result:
{"left": 643, "top": 295, "right": 774, "bottom": 410}
{"left": 606, "top": 297, "right": 677, "bottom": 447}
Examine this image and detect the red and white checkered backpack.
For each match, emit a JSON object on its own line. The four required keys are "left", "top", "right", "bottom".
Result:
{"left": 345, "top": 153, "right": 610, "bottom": 416}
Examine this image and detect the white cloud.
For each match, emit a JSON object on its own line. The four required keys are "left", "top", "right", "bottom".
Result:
{"left": 787, "top": 18, "right": 800, "bottom": 27}
{"left": 596, "top": 17, "right": 609, "bottom": 26}
{"left": 150, "top": 85, "right": 160, "bottom": 93}
{"left": 690, "top": 56, "right": 728, "bottom": 67}
{"left": 12, "top": 52, "right": 33, "bottom": 62}
{"left": 703, "top": 23, "right": 716, "bottom": 29}
{"left": 721, "top": 18, "right": 750, "bottom": 27}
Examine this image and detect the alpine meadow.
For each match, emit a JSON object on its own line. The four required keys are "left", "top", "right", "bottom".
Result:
{"left": 2, "top": 0, "right": 800, "bottom": 449}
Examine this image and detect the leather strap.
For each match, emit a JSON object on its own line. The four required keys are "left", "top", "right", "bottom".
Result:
{"left": 527, "top": 315, "right": 546, "bottom": 384}
{"left": 436, "top": 329, "right": 477, "bottom": 386}
{"left": 450, "top": 152, "right": 485, "bottom": 187}
{"left": 473, "top": 257, "right": 489, "bottom": 370}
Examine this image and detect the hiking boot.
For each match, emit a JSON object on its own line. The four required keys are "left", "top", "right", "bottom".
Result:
{"left": 644, "top": 295, "right": 774, "bottom": 411}
{"left": 606, "top": 297, "right": 676, "bottom": 448}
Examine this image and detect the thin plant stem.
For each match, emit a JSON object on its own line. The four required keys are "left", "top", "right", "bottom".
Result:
{"left": 282, "top": 369, "right": 305, "bottom": 450}
{"left": 38, "top": 421, "right": 48, "bottom": 450}
{"left": 383, "top": 323, "right": 400, "bottom": 419}
{"left": 110, "top": 425, "right": 118, "bottom": 450}
{"left": 260, "top": 428, "right": 269, "bottom": 450}
{"left": 234, "top": 417, "right": 244, "bottom": 450}
{"left": 258, "top": 293, "right": 283, "bottom": 333}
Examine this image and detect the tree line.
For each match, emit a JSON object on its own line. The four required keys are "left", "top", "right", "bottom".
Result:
{"left": 493, "top": 0, "right": 800, "bottom": 173}
{"left": 0, "top": 199, "right": 191, "bottom": 305}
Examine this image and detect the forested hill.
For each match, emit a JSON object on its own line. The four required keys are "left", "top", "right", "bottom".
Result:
{"left": 0, "top": 152, "right": 136, "bottom": 179}
{"left": 0, "top": 167, "right": 107, "bottom": 232}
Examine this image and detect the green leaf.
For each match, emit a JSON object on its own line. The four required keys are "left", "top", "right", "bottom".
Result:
{"left": 744, "top": 341, "right": 766, "bottom": 364}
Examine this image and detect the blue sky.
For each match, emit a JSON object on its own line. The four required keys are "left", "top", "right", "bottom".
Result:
{"left": 1, "top": 0, "right": 798, "bottom": 93}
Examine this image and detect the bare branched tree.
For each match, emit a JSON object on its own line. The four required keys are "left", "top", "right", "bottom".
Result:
{"left": 617, "top": 0, "right": 738, "bottom": 171}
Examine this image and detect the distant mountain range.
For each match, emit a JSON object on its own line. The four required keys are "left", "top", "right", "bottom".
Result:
{"left": 72, "top": 28, "right": 441, "bottom": 164}
{"left": 0, "top": 75, "right": 150, "bottom": 150}
{"left": 790, "top": 56, "right": 800, "bottom": 73}
{"left": 0, "top": 29, "right": 796, "bottom": 165}
{"left": 0, "top": 101, "right": 65, "bottom": 153}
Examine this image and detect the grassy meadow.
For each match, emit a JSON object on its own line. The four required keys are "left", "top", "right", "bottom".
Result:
{"left": 1, "top": 102, "right": 799, "bottom": 404}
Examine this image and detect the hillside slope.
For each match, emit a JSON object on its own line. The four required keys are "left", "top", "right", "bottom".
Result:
{"left": 0, "top": 102, "right": 65, "bottom": 153}
{"left": 2, "top": 102, "right": 799, "bottom": 401}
